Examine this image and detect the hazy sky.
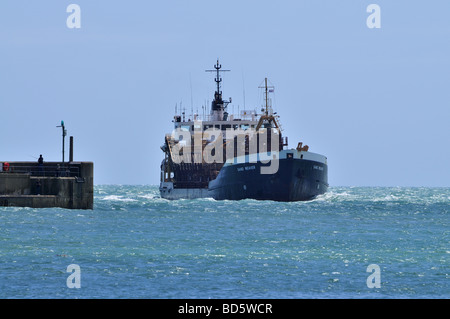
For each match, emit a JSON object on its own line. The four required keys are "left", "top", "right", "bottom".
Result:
{"left": 1, "top": 1, "right": 449, "bottom": 187}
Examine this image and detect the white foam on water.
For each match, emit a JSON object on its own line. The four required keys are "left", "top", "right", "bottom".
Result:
{"left": 102, "top": 195, "right": 137, "bottom": 202}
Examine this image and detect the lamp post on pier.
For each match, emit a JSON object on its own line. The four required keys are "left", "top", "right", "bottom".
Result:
{"left": 56, "top": 120, "right": 67, "bottom": 164}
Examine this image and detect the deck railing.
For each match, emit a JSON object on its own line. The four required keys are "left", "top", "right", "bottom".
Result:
{"left": 0, "top": 164, "right": 80, "bottom": 178}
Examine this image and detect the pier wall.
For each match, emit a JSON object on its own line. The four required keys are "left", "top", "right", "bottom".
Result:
{"left": 0, "top": 161, "right": 93, "bottom": 209}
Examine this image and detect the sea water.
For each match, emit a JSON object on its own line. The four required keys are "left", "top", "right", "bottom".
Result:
{"left": 0, "top": 186, "right": 448, "bottom": 299}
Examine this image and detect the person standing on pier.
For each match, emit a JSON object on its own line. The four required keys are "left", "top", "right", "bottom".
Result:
{"left": 38, "top": 154, "right": 44, "bottom": 175}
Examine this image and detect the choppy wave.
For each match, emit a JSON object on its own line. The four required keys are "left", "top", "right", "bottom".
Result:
{"left": 313, "top": 187, "right": 450, "bottom": 204}
{"left": 1, "top": 186, "right": 448, "bottom": 298}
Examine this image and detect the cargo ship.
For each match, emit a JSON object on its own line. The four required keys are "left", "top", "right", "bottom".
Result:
{"left": 159, "top": 60, "right": 328, "bottom": 201}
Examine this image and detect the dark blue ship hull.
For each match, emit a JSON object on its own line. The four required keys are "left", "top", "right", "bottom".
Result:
{"left": 208, "top": 156, "right": 328, "bottom": 201}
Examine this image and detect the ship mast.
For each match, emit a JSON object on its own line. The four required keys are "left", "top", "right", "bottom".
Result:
{"left": 256, "top": 78, "right": 278, "bottom": 130}
{"left": 263, "top": 77, "right": 273, "bottom": 116}
{"left": 206, "top": 59, "right": 231, "bottom": 121}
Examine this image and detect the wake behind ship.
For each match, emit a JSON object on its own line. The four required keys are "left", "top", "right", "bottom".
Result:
{"left": 160, "top": 60, "right": 328, "bottom": 201}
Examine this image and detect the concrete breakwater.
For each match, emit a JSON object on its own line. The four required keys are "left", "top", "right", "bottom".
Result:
{"left": 0, "top": 161, "right": 93, "bottom": 209}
